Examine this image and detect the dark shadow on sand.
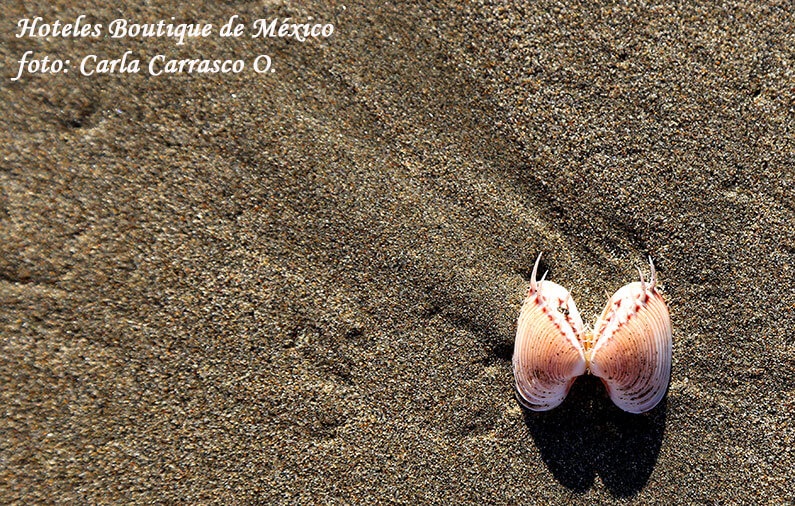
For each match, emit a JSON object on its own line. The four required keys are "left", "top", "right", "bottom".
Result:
{"left": 522, "top": 375, "right": 667, "bottom": 497}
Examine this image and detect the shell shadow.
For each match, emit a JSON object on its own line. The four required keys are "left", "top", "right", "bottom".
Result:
{"left": 521, "top": 375, "right": 667, "bottom": 497}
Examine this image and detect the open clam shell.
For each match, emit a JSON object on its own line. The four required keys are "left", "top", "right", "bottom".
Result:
{"left": 513, "top": 254, "right": 587, "bottom": 411}
{"left": 588, "top": 259, "right": 672, "bottom": 414}
{"left": 513, "top": 255, "right": 672, "bottom": 414}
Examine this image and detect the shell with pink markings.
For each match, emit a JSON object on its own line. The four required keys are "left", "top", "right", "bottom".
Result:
{"left": 513, "top": 254, "right": 672, "bottom": 413}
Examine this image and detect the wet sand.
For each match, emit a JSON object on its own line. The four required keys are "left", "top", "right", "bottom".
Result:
{"left": 1, "top": 1, "right": 793, "bottom": 503}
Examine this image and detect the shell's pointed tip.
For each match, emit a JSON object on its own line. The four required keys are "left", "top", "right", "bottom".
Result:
{"left": 637, "top": 265, "right": 648, "bottom": 302}
{"left": 530, "top": 252, "right": 543, "bottom": 291}
{"left": 648, "top": 256, "right": 657, "bottom": 288}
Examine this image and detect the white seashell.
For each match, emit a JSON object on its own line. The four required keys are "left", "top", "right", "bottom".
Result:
{"left": 513, "top": 254, "right": 672, "bottom": 413}
{"left": 588, "top": 259, "right": 672, "bottom": 413}
{"left": 513, "top": 254, "right": 587, "bottom": 411}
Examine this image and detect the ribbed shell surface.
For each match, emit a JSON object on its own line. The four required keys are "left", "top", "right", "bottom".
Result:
{"left": 588, "top": 282, "right": 672, "bottom": 414}
{"left": 513, "top": 281, "right": 587, "bottom": 411}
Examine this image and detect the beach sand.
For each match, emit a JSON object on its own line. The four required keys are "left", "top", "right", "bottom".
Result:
{"left": 1, "top": 1, "right": 793, "bottom": 503}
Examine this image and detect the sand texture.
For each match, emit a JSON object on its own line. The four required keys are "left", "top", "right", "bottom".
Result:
{"left": 1, "top": 1, "right": 793, "bottom": 503}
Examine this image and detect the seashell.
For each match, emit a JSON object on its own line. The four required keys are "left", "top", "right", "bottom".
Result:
{"left": 588, "top": 260, "right": 672, "bottom": 413}
{"left": 513, "top": 254, "right": 672, "bottom": 413}
{"left": 513, "top": 255, "right": 587, "bottom": 411}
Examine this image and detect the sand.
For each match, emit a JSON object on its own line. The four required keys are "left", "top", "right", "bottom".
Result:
{"left": 1, "top": 0, "right": 793, "bottom": 503}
